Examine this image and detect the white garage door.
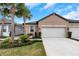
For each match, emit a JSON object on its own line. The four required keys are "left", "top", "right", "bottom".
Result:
{"left": 42, "top": 27, "right": 66, "bottom": 38}
{"left": 70, "top": 28, "right": 79, "bottom": 39}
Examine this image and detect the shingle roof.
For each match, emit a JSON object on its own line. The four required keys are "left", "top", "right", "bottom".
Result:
{"left": 37, "top": 13, "right": 79, "bottom": 23}
{"left": 24, "top": 21, "right": 37, "bottom": 25}
{"left": 37, "top": 13, "right": 69, "bottom": 22}
{"left": 15, "top": 24, "right": 24, "bottom": 27}
{"left": 68, "top": 19, "right": 79, "bottom": 23}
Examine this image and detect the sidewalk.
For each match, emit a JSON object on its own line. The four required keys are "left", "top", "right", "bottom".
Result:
{"left": 0, "top": 36, "right": 19, "bottom": 40}
{"left": 0, "top": 37, "right": 42, "bottom": 40}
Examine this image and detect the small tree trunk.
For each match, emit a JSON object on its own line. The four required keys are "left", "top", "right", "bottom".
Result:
{"left": 10, "top": 6, "right": 16, "bottom": 41}
{"left": 1, "top": 17, "right": 5, "bottom": 37}
{"left": 11, "top": 14, "right": 15, "bottom": 41}
{"left": 23, "top": 17, "right": 26, "bottom": 35}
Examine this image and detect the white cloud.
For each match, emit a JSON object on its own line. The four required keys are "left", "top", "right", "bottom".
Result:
{"left": 63, "top": 5, "right": 79, "bottom": 20}
{"left": 56, "top": 5, "right": 72, "bottom": 14}
{"left": 63, "top": 11, "right": 79, "bottom": 20}
{"left": 25, "top": 3, "right": 39, "bottom": 9}
{"left": 43, "top": 3, "right": 56, "bottom": 9}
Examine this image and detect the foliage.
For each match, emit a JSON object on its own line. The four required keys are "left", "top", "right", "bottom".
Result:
{"left": 0, "top": 41, "right": 46, "bottom": 56}
{"left": 1, "top": 38, "right": 10, "bottom": 44}
{"left": 0, "top": 3, "right": 32, "bottom": 40}
{"left": 0, "top": 38, "right": 12, "bottom": 48}
{"left": 0, "top": 35, "right": 30, "bottom": 49}
{"left": 19, "top": 35, "right": 29, "bottom": 43}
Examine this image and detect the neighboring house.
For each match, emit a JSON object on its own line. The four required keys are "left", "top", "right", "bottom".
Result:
{"left": 0, "top": 19, "right": 24, "bottom": 37}
{"left": 68, "top": 20, "right": 79, "bottom": 39}
{"left": 0, "top": 19, "right": 11, "bottom": 36}
{"left": 24, "top": 22, "right": 38, "bottom": 37}
{"left": 24, "top": 13, "right": 79, "bottom": 39}
{"left": 14, "top": 24, "right": 24, "bottom": 36}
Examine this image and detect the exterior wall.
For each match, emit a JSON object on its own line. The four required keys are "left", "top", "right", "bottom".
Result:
{"left": 15, "top": 25, "right": 24, "bottom": 36}
{"left": 24, "top": 14, "right": 79, "bottom": 38}
{"left": 69, "top": 23, "right": 79, "bottom": 39}
{"left": 0, "top": 24, "right": 11, "bottom": 36}
{"left": 38, "top": 14, "right": 69, "bottom": 32}
{"left": 25, "top": 24, "right": 30, "bottom": 34}
{"left": 0, "top": 23, "right": 24, "bottom": 36}
{"left": 69, "top": 23, "right": 79, "bottom": 27}
{"left": 25, "top": 24, "right": 36, "bottom": 37}
{"left": 39, "top": 14, "right": 69, "bottom": 27}
{"left": 3, "top": 24, "right": 9, "bottom": 36}
{"left": 38, "top": 14, "right": 70, "bottom": 37}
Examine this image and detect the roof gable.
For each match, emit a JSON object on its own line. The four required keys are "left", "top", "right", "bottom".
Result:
{"left": 38, "top": 13, "right": 69, "bottom": 22}
{"left": 38, "top": 13, "right": 79, "bottom": 23}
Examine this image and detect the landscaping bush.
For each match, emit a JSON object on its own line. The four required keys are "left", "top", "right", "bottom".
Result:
{"left": 27, "top": 33, "right": 33, "bottom": 36}
{"left": 0, "top": 38, "right": 11, "bottom": 48}
{"left": 1, "top": 38, "right": 10, "bottom": 44}
{"left": 0, "top": 35, "right": 41, "bottom": 49}
{"left": 0, "top": 35, "right": 30, "bottom": 49}
{"left": 19, "top": 35, "right": 29, "bottom": 43}
{"left": 0, "top": 36, "right": 7, "bottom": 38}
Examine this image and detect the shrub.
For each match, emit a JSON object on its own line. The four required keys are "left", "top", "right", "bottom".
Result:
{"left": 1, "top": 38, "right": 10, "bottom": 44}
{"left": 0, "top": 38, "right": 11, "bottom": 48}
{"left": 0, "top": 36, "right": 7, "bottom": 38}
{"left": 0, "top": 35, "right": 31, "bottom": 49}
{"left": 19, "top": 35, "right": 29, "bottom": 43}
{"left": 0, "top": 43, "right": 9, "bottom": 48}
{"left": 27, "top": 33, "right": 33, "bottom": 36}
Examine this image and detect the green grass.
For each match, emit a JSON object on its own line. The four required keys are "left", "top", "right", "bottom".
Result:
{"left": 0, "top": 41, "right": 46, "bottom": 56}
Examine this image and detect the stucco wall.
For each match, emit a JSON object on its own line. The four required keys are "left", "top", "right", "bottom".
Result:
{"left": 38, "top": 14, "right": 69, "bottom": 32}
{"left": 25, "top": 24, "right": 36, "bottom": 34}
{"left": 69, "top": 23, "right": 79, "bottom": 27}
{"left": 0, "top": 24, "right": 11, "bottom": 36}
{"left": 15, "top": 25, "right": 24, "bottom": 35}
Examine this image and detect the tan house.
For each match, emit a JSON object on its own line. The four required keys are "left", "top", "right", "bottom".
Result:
{"left": 24, "top": 22, "right": 38, "bottom": 37}
{"left": 24, "top": 13, "right": 79, "bottom": 38}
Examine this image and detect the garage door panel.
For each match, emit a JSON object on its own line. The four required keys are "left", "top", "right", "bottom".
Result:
{"left": 42, "top": 27, "right": 66, "bottom": 38}
{"left": 70, "top": 28, "right": 79, "bottom": 38}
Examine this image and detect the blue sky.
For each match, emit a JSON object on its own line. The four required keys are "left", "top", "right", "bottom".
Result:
{"left": 1, "top": 3, "right": 79, "bottom": 23}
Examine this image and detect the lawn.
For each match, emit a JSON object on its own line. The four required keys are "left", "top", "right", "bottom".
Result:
{"left": 0, "top": 40, "right": 46, "bottom": 56}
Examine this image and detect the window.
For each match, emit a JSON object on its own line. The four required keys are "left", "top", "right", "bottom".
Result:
{"left": 30, "top": 25, "right": 34, "bottom": 32}
{"left": 3, "top": 25, "right": 7, "bottom": 32}
{"left": 3, "top": 29, "right": 6, "bottom": 32}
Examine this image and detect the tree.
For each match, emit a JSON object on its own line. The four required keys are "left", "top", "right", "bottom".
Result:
{"left": 0, "top": 3, "right": 32, "bottom": 40}
{"left": 0, "top": 3, "right": 24, "bottom": 40}
{"left": 15, "top": 4, "right": 32, "bottom": 35}
{"left": 0, "top": 3, "right": 17, "bottom": 40}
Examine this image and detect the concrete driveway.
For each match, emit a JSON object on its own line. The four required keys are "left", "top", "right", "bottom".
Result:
{"left": 42, "top": 38, "right": 79, "bottom": 56}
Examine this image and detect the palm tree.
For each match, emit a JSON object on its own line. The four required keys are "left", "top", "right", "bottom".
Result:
{"left": 0, "top": 3, "right": 24, "bottom": 40}
{"left": 15, "top": 4, "right": 32, "bottom": 35}
{"left": 0, "top": 3, "right": 16, "bottom": 40}
{"left": 0, "top": 3, "right": 31, "bottom": 40}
